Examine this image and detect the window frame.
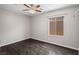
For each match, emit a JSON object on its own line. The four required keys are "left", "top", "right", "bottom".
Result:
{"left": 48, "top": 16, "right": 64, "bottom": 36}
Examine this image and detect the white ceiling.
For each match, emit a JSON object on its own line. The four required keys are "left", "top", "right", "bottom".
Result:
{"left": 0, "top": 4, "right": 78, "bottom": 16}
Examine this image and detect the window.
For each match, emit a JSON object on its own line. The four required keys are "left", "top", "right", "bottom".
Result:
{"left": 49, "top": 16, "right": 64, "bottom": 36}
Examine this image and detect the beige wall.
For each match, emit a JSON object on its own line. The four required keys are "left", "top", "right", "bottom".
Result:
{"left": 0, "top": 8, "right": 31, "bottom": 47}
{"left": 31, "top": 6, "right": 79, "bottom": 50}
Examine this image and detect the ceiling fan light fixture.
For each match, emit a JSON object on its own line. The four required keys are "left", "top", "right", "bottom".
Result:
{"left": 28, "top": 10, "right": 36, "bottom": 14}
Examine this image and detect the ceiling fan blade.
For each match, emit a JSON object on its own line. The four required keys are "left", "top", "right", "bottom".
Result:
{"left": 24, "top": 4, "right": 31, "bottom": 8}
{"left": 29, "top": 4, "right": 34, "bottom": 7}
{"left": 23, "top": 9, "right": 30, "bottom": 11}
{"left": 36, "top": 5, "right": 40, "bottom": 8}
{"left": 35, "top": 10, "right": 41, "bottom": 12}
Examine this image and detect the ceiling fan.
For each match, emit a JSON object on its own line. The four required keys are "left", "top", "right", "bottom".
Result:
{"left": 23, "top": 4, "right": 42, "bottom": 13}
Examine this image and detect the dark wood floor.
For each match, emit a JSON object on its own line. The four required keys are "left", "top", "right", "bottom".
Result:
{"left": 0, "top": 39, "right": 78, "bottom": 55}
